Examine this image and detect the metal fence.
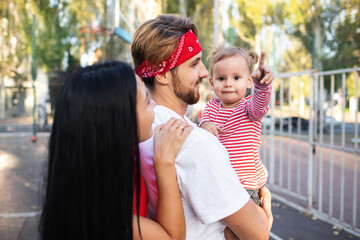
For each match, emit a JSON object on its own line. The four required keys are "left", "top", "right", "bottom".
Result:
{"left": 260, "top": 67, "right": 360, "bottom": 236}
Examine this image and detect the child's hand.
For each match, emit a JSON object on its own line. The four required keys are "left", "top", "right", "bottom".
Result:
{"left": 224, "top": 227, "right": 239, "bottom": 240}
{"left": 200, "top": 122, "right": 223, "bottom": 138}
{"left": 251, "top": 51, "right": 274, "bottom": 86}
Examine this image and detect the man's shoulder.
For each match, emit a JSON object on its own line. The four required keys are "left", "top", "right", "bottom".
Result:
{"left": 151, "top": 105, "right": 225, "bottom": 152}
{"left": 188, "top": 126, "right": 214, "bottom": 141}
{"left": 153, "top": 105, "right": 182, "bottom": 125}
{"left": 179, "top": 127, "right": 228, "bottom": 158}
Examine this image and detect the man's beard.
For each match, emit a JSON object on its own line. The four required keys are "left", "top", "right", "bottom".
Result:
{"left": 171, "top": 71, "right": 201, "bottom": 105}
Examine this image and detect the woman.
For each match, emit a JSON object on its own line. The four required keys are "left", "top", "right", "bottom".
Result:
{"left": 39, "top": 61, "right": 191, "bottom": 240}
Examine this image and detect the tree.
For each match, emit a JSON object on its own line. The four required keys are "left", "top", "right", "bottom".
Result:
{"left": 279, "top": 0, "right": 359, "bottom": 72}
{"left": 33, "top": 0, "right": 106, "bottom": 71}
{"left": 161, "top": 0, "right": 215, "bottom": 69}
{"left": 0, "top": 1, "right": 33, "bottom": 86}
{"left": 323, "top": 0, "right": 360, "bottom": 70}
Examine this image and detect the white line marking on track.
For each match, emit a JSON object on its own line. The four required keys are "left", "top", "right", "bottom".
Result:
{"left": 270, "top": 231, "right": 283, "bottom": 240}
{"left": 0, "top": 211, "right": 41, "bottom": 218}
{"left": 0, "top": 132, "right": 50, "bottom": 137}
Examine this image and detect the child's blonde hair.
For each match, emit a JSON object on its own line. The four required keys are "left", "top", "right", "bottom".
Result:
{"left": 209, "top": 46, "right": 259, "bottom": 77}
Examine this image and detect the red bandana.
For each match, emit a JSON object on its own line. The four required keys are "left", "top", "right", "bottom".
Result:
{"left": 135, "top": 29, "right": 202, "bottom": 78}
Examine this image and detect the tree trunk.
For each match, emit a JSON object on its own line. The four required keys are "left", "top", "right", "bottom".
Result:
{"left": 179, "top": 0, "right": 186, "bottom": 16}
{"left": 313, "top": 1, "right": 323, "bottom": 71}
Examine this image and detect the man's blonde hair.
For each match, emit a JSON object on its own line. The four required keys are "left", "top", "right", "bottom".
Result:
{"left": 209, "top": 46, "right": 258, "bottom": 77}
{"left": 131, "top": 14, "right": 199, "bottom": 89}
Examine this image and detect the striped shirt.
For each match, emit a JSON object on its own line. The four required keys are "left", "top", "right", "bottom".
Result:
{"left": 200, "top": 82, "right": 272, "bottom": 189}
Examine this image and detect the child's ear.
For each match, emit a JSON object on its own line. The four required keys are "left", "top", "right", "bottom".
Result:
{"left": 155, "top": 71, "right": 171, "bottom": 85}
{"left": 247, "top": 76, "right": 253, "bottom": 88}
{"left": 209, "top": 77, "right": 214, "bottom": 90}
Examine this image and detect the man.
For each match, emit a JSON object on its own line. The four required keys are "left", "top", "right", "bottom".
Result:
{"left": 132, "top": 14, "right": 272, "bottom": 240}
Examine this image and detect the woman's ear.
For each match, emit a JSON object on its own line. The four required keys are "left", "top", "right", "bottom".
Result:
{"left": 247, "top": 76, "right": 253, "bottom": 88}
{"left": 209, "top": 77, "right": 214, "bottom": 90}
{"left": 155, "top": 71, "right": 171, "bottom": 85}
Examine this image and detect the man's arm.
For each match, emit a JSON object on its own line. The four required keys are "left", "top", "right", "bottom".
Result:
{"left": 221, "top": 199, "right": 269, "bottom": 240}
{"left": 174, "top": 127, "right": 268, "bottom": 239}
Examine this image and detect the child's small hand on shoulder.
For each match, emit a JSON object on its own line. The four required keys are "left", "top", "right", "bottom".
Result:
{"left": 251, "top": 51, "right": 274, "bottom": 86}
{"left": 200, "top": 122, "right": 223, "bottom": 138}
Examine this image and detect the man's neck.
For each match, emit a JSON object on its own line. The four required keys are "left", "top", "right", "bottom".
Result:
{"left": 149, "top": 87, "right": 188, "bottom": 118}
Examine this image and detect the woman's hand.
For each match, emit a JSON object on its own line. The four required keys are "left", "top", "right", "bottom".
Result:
{"left": 259, "top": 186, "right": 273, "bottom": 230}
{"left": 153, "top": 117, "right": 193, "bottom": 165}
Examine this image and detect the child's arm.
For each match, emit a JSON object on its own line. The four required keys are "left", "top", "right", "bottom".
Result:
{"left": 199, "top": 100, "right": 211, "bottom": 125}
{"left": 247, "top": 51, "right": 273, "bottom": 121}
{"left": 199, "top": 100, "right": 223, "bottom": 138}
{"left": 200, "top": 121, "right": 223, "bottom": 138}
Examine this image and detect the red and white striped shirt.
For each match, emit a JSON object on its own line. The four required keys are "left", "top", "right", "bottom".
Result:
{"left": 200, "top": 82, "right": 272, "bottom": 189}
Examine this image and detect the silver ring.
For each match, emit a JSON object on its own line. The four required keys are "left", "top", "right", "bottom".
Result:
{"left": 177, "top": 125, "right": 184, "bottom": 130}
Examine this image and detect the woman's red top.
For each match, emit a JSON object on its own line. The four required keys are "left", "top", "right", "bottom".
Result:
{"left": 133, "top": 175, "right": 148, "bottom": 217}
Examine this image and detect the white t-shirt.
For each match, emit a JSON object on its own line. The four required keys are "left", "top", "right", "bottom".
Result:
{"left": 139, "top": 105, "right": 250, "bottom": 240}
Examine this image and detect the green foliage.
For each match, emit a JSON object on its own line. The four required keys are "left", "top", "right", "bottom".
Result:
{"left": 35, "top": 3, "right": 68, "bottom": 71}
{"left": 157, "top": 0, "right": 359, "bottom": 100}
{"left": 323, "top": 0, "right": 360, "bottom": 70}
{"left": 1, "top": 0, "right": 106, "bottom": 80}
{"left": 279, "top": 0, "right": 360, "bottom": 71}
{"left": 162, "top": 0, "right": 214, "bottom": 69}
{"left": 0, "top": 1, "right": 33, "bottom": 85}
{"left": 260, "top": 0, "right": 359, "bottom": 94}
{"left": 163, "top": 0, "right": 180, "bottom": 14}
{"left": 33, "top": 0, "right": 104, "bottom": 72}
{"left": 2, "top": 0, "right": 359, "bottom": 90}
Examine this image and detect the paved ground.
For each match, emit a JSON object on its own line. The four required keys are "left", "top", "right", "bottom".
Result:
{"left": 0, "top": 119, "right": 360, "bottom": 239}
{"left": 0, "top": 133, "right": 46, "bottom": 240}
{"left": 270, "top": 197, "right": 360, "bottom": 240}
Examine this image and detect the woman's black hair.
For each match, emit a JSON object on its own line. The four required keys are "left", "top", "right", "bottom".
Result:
{"left": 39, "top": 61, "right": 141, "bottom": 240}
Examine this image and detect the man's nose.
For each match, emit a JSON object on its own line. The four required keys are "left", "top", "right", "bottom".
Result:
{"left": 198, "top": 61, "right": 209, "bottom": 78}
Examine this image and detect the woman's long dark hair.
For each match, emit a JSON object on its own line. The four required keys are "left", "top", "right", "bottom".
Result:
{"left": 39, "top": 61, "right": 141, "bottom": 240}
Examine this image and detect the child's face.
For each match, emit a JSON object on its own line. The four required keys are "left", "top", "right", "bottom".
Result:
{"left": 209, "top": 55, "right": 253, "bottom": 108}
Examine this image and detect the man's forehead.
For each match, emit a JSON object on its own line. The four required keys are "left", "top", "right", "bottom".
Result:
{"left": 183, "top": 52, "right": 203, "bottom": 64}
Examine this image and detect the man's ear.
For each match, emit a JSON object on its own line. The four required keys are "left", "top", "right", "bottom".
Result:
{"left": 209, "top": 77, "right": 214, "bottom": 90}
{"left": 247, "top": 76, "right": 253, "bottom": 88}
{"left": 154, "top": 71, "right": 171, "bottom": 85}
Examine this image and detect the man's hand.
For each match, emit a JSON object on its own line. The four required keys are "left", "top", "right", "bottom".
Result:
{"left": 200, "top": 122, "right": 223, "bottom": 138}
{"left": 259, "top": 186, "right": 273, "bottom": 230}
{"left": 251, "top": 51, "right": 274, "bottom": 86}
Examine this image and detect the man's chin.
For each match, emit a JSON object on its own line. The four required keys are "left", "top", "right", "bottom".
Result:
{"left": 187, "top": 95, "right": 200, "bottom": 105}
